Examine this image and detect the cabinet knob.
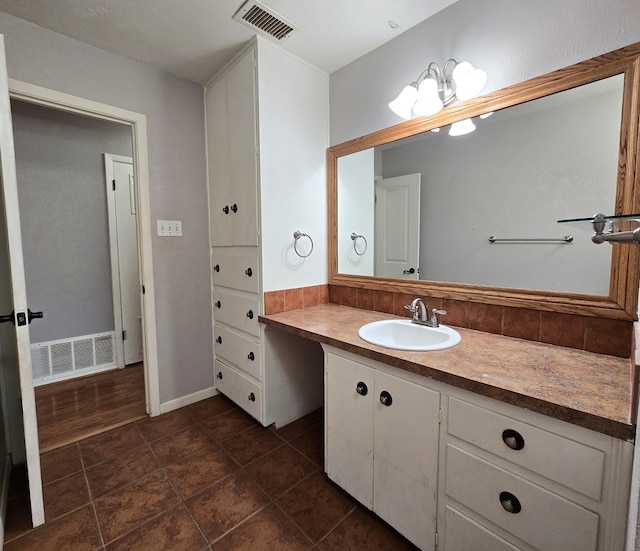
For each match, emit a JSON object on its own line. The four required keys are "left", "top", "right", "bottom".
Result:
{"left": 216, "top": 371, "right": 223, "bottom": 380}
{"left": 216, "top": 336, "right": 222, "bottom": 344}
{"left": 246, "top": 310, "right": 254, "bottom": 319}
{"left": 379, "top": 390, "right": 393, "bottom": 406}
{"left": 213, "top": 264, "right": 220, "bottom": 272}
{"left": 230, "top": 203, "right": 238, "bottom": 213}
{"left": 248, "top": 392, "right": 256, "bottom": 402}
{"left": 502, "top": 429, "right": 525, "bottom": 451}
{"left": 245, "top": 267, "right": 253, "bottom": 277}
{"left": 214, "top": 301, "right": 221, "bottom": 309}
{"left": 248, "top": 351, "right": 255, "bottom": 361}
{"left": 222, "top": 205, "right": 229, "bottom": 214}
{"left": 499, "top": 491, "right": 522, "bottom": 514}
{"left": 356, "top": 381, "right": 368, "bottom": 396}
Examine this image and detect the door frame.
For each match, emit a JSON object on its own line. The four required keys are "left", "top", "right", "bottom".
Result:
{"left": 9, "top": 79, "right": 160, "bottom": 417}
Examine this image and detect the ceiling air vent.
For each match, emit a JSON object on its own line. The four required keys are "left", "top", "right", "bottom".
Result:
{"left": 233, "top": 0, "right": 299, "bottom": 41}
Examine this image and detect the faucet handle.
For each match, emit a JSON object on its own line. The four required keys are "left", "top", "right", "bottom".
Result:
{"left": 431, "top": 309, "right": 447, "bottom": 326}
{"left": 403, "top": 304, "right": 415, "bottom": 312}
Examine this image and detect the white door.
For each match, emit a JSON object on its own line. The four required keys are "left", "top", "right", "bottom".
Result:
{"left": 106, "top": 155, "right": 142, "bottom": 366}
{"left": 375, "top": 174, "right": 421, "bottom": 279}
{"left": 0, "top": 36, "right": 44, "bottom": 527}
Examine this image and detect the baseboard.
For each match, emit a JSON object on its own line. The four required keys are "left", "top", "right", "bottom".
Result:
{"left": 0, "top": 454, "right": 12, "bottom": 549}
{"left": 159, "top": 387, "right": 217, "bottom": 415}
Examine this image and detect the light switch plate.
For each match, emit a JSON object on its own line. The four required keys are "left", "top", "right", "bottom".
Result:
{"left": 157, "top": 219, "right": 182, "bottom": 236}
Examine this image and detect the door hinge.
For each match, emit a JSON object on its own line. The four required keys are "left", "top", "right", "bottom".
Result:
{"left": 142, "top": 285, "right": 146, "bottom": 294}
{"left": 438, "top": 408, "right": 443, "bottom": 424}
{"left": 112, "top": 179, "right": 116, "bottom": 191}
{"left": 435, "top": 530, "right": 439, "bottom": 549}
{"left": 122, "top": 330, "right": 127, "bottom": 341}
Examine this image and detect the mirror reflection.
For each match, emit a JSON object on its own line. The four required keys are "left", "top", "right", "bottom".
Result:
{"left": 337, "top": 75, "right": 624, "bottom": 296}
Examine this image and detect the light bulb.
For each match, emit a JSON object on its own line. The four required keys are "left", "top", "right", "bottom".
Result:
{"left": 449, "top": 118, "right": 476, "bottom": 136}
{"left": 388, "top": 84, "right": 418, "bottom": 120}
{"left": 452, "top": 61, "right": 487, "bottom": 101}
{"left": 412, "top": 77, "right": 443, "bottom": 117}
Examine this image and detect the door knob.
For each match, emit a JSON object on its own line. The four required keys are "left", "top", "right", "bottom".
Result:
{"left": 213, "top": 264, "right": 220, "bottom": 272}
{"left": 502, "top": 429, "right": 525, "bottom": 450}
{"left": 379, "top": 390, "right": 393, "bottom": 406}
{"left": 216, "top": 371, "right": 223, "bottom": 380}
{"left": 214, "top": 301, "right": 221, "bottom": 308}
{"left": 248, "top": 392, "right": 256, "bottom": 402}
{"left": 27, "top": 309, "right": 43, "bottom": 324}
{"left": 230, "top": 203, "right": 238, "bottom": 213}
{"left": 499, "top": 491, "right": 522, "bottom": 514}
{"left": 245, "top": 267, "right": 253, "bottom": 277}
{"left": 246, "top": 310, "right": 254, "bottom": 319}
{"left": 222, "top": 205, "right": 229, "bottom": 214}
{"left": 403, "top": 268, "right": 415, "bottom": 274}
{"left": 356, "top": 381, "right": 368, "bottom": 396}
{"left": 216, "top": 336, "right": 222, "bottom": 344}
{"left": 0, "top": 310, "right": 15, "bottom": 325}
{"left": 247, "top": 351, "right": 255, "bottom": 361}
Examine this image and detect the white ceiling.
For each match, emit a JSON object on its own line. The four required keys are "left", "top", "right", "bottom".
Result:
{"left": 0, "top": 0, "right": 458, "bottom": 84}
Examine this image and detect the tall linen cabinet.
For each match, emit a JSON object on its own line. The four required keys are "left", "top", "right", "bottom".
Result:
{"left": 205, "top": 37, "right": 328, "bottom": 427}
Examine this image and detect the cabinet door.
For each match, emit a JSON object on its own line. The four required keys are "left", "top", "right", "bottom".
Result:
{"left": 226, "top": 48, "right": 258, "bottom": 246}
{"left": 325, "top": 352, "right": 374, "bottom": 508}
{"left": 206, "top": 73, "right": 233, "bottom": 246}
{"left": 374, "top": 370, "right": 440, "bottom": 550}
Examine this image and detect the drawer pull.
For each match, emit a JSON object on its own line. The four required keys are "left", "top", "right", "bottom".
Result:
{"left": 356, "top": 381, "right": 368, "bottom": 396}
{"left": 216, "top": 371, "right": 223, "bottom": 380}
{"left": 214, "top": 301, "right": 221, "bottom": 309}
{"left": 245, "top": 267, "right": 253, "bottom": 277}
{"left": 248, "top": 392, "right": 256, "bottom": 402}
{"left": 216, "top": 336, "right": 222, "bottom": 344}
{"left": 248, "top": 351, "right": 255, "bottom": 361}
{"left": 379, "top": 390, "right": 393, "bottom": 406}
{"left": 222, "top": 205, "right": 229, "bottom": 214}
{"left": 230, "top": 203, "right": 238, "bottom": 213}
{"left": 213, "top": 264, "right": 220, "bottom": 272}
{"left": 499, "top": 491, "right": 522, "bottom": 514}
{"left": 502, "top": 429, "right": 525, "bottom": 451}
{"left": 246, "top": 310, "right": 254, "bottom": 319}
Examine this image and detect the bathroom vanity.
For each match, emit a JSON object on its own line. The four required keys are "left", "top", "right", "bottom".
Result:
{"left": 260, "top": 304, "right": 635, "bottom": 551}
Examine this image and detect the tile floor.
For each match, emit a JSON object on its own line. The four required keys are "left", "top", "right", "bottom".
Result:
{"left": 5, "top": 394, "right": 418, "bottom": 550}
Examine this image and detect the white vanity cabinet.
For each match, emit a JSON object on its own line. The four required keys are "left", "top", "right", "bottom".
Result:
{"left": 324, "top": 347, "right": 440, "bottom": 550}
{"left": 206, "top": 38, "right": 327, "bottom": 427}
{"left": 439, "top": 393, "right": 632, "bottom": 551}
{"left": 322, "top": 346, "right": 633, "bottom": 551}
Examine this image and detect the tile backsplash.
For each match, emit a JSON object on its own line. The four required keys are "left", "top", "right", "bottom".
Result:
{"left": 263, "top": 284, "right": 632, "bottom": 358}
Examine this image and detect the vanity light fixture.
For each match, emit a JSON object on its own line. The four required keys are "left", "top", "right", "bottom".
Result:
{"left": 388, "top": 59, "right": 487, "bottom": 121}
{"left": 448, "top": 118, "right": 476, "bottom": 136}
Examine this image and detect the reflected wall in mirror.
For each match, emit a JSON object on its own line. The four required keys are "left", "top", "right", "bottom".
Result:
{"left": 329, "top": 43, "right": 640, "bottom": 320}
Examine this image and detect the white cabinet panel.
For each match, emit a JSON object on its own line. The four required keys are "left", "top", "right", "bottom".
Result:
{"left": 212, "top": 289, "right": 260, "bottom": 338}
{"left": 448, "top": 397, "right": 605, "bottom": 500}
{"left": 214, "top": 324, "right": 261, "bottom": 380}
{"left": 443, "top": 506, "right": 522, "bottom": 551}
{"left": 445, "top": 444, "right": 599, "bottom": 551}
{"left": 214, "top": 360, "right": 262, "bottom": 422}
{"left": 212, "top": 253, "right": 260, "bottom": 294}
{"left": 325, "top": 352, "right": 374, "bottom": 508}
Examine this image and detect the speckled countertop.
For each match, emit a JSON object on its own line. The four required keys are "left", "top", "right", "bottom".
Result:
{"left": 259, "top": 304, "right": 636, "bottom": 440}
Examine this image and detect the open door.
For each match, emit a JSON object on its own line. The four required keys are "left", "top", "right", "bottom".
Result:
{"left": 0, "top": 35, "right": 44, "bottom": 527}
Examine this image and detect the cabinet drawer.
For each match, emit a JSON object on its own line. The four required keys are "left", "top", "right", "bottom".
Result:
{"left": 214, "top": 360, "right": 262, "bottom": 422}
{"left": 212, "top": 254, "right": 259, "bottom": 293}
{"left": 213, "top": 289, "right": 260, "bottom": 337}
{"left": 214, "top": 324, "right": 261, "bottom": 380}
{"left": 445, "top": 444, "right": 599, "bottom": 551}
{"left": 444, "top": 506, "right": 521, "bottom": 551}
{"left": 447, "top": 397, "right": 605, "bottom": 500}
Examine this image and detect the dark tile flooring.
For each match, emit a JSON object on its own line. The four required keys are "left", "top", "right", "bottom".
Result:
{"left": 5, "top": 394, "right": 418, "bottom": 550}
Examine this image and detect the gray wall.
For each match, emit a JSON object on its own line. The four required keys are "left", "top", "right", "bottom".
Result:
{"left": 330, "top": 0, "right": 640, "bottom": 145}
{"left": 12, "top": 100, "right": 132, "bottom": 344}
{"left": 0, "top": 13, "right": 213, "bottom": 404}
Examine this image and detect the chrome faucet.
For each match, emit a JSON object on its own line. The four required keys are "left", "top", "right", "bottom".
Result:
{"left": 404, "top": 298, "right": 447, "bottom": 327}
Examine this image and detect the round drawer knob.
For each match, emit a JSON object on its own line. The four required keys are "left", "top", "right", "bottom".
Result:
{"left": 356, "top": 381, "right": 368, "bottom": 396}
{"left": 216, "top": 336, "right": 222, "bottom": 344}
{"left": 502, "top": 429, "right": 525, "bottom": 451}
{"left": 216, "top": 371, "right": 223, "bottom": 380}
{"left": 499, "top": 491, "right": 522, "bottom": 514}
{"left": 245, "top": 267, "right": 253, "bottom": 277}
{"left": 230, "top": 203, "right": 238, "bottom": 213}
{"left": 214, "top": 301, "right": 221, "bottom": 309}
{"left": 248, "top": 392, "right": 256, "bottom": 402}
{"left": 213, "top": 264, "right": 220, "bottom": 272}
{"left": 248, "top": 351, "right": 255, "bottom": 361}
{"left": 222, "top": 205, "right": 229, "bottom": 214}
{"left": 246, "top": 310, "right": 254, "bottom": 319}
{"left": 379, "top": 390, "right": 393, "bottom": 406}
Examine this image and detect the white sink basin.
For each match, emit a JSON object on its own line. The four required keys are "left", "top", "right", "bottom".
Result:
{"left": 358, "top": 319, "right": 461, "bottom": 351}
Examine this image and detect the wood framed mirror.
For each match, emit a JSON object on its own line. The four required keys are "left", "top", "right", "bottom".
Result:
{"left": 328, "top": 42, "right": 640, "bottom": 321}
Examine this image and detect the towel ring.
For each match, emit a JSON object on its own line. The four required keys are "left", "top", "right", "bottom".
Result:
{"left": 351, "top": 233, "right": 368, "bottom": 256}
{"left": 293, "top": 230, "right": 314, "bottom": 258}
